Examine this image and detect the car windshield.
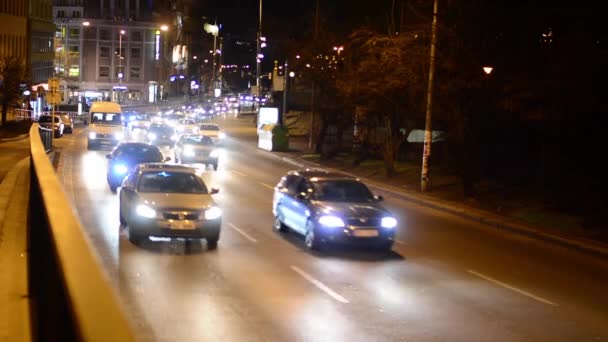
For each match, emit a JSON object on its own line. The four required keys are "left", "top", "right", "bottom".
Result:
{"left": 39, "top": 116, "right": 59, "bottom": 123}
{"left": 135, "top": 114, "right": 149, "bottom": 121}
{"left": 312, "top": 180, "right": 375, "bottom": 202}
{"left": 179, "top": 119, "right": 196, "bottom": 125}
{"left": 164, "top": 114, "right": 182, "bottom": 121}
{"left": 91, "top": 112, "right": 122, "bottom": 125}
{"left": 138, "top": 171, "right": 208, "bottom": 194}
{"left": 114, "top": 145, "right": 162, "bottom": 161}
{"left": 149, "top": 125, "right": 174, "bottom": 134}
{"left": 199, "top": 125, "right": 219, "bottom": 131}
{"left": 182, "top": 135, "right": 213, "bottom": 146}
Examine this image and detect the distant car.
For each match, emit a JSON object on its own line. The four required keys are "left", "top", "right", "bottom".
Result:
{"left": 59, "top": 113, "right": 73, "bottom": 133}
{"left": 173, "top": 134, "right": 219, "bottom": 170}
{"left": 163, "top": 113, "right": 184, "bottom": 127}
{"left": 38, "top": 115, "right": 64, "bottom": 138}
{"left": 198, "top": 123, "right": 225, "bottom": 144}
{"left": 147, "top": 123, "right": 177, "bottom": 146}
{"left": 105, "top": 142, "right": 169, "bottom": 192}
{"left": 118, "top": 163, "right": 222, "bottom": 247}
{"left": 129, "top": 114, "right": 151, "bottom": 131}
{"left": 272, "top": 170, "right": 397, "bottom": 251}
{"left": 176, "top": 118, "right": 199, "bottom": 134}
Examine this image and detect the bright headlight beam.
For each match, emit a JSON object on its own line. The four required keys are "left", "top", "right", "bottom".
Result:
{"left": 318, "top": 215, "right": 345, "bottom": 227}
{"left": 89, "top": 132, "right": 96, "bottom": 139}
{"left": 204, "top": 206, "right": 222, "bottom": 220}
{"left": 381, "top": 217, "right": 398, "bottom": 228}
{"left": 136, "top": 204, "right": 156, "bottom": 218}
{"left": 113, "top": 164, "right": 129, "bottom": 175}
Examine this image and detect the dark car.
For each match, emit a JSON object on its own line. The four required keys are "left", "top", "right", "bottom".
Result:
{"left": 147, "top": 123, "right": 177, "bottom": 146}
{"left": 272, "top": 170, "right": 397, "bottom": 251}
{"left": 106, "top": 142, "right": 169, "bottom": 192}
{"left": 38, "top": 115, "right": 64, "bottom": 137}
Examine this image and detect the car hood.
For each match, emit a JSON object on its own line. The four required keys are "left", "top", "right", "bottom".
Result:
{"left": 200, "top": 130, "right": 219, "bottom": 137}
{"left": 112, "top": 156, "right": 161, "bottom": 166}
{"left": 312, "top": 201, "right": 389, "bottom": 218}
{"left": 138, "top": 193, "right": 215, "bottom": 210}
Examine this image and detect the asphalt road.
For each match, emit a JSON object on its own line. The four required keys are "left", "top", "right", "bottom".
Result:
{"left": 52, "top": 116, "right": 608, "bottom": 341}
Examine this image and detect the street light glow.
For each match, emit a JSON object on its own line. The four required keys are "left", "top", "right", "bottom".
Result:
{"left": 289, "top": 71, "right": 295, "bottom": 78}
{"left": 82, "top": 21, "right": 90, "bottom": 26}
{"left": 120, "top": 29, "right": 125, "bottom": 35}
{"left": 483, "top": 66, "right": 494, "bottom": 75}
{"left": 160, "top": 25, "right": 168, "bottom": 31}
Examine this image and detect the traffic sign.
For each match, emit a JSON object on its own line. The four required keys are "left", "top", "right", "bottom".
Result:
{"left": 47, "top": 92, "right": 62, "bottom": 105}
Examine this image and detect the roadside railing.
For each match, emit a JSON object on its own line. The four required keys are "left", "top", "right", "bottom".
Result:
{"left": 28, "top": 124, "right": 135, "bottom": 341}
{"left": 14, "top": 109, "right": 88, "bottom": 124}
{"left": 38, "top": 126, "right": 53, "bottom": 153}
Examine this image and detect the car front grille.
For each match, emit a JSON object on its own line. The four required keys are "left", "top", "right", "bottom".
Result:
{"left": 346, "top": 217, "right": 381, "bottom": 227}
{"left": 162, "top": 211, "right": 200, "bottom": 220}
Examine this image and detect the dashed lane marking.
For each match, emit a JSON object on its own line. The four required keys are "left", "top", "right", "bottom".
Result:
{"left": 468, "top": 269, "right": 557, "bottom": 306}
{"left": 290, "top": 265, "right": 349, "bottom": 304}
{"left": 228, "top": 222, "right": 258, "bottom": 243}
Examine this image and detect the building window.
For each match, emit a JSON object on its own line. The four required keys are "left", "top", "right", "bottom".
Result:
{"left": 69, "top": 28, "right": 80, "bottom": 38}
{"left": 99, "top": 66, "right": 109, "bottom": 78}
{"left": 72, "top": 11, "right": 80, "bottom": 18}
{"left": 129, "top": 66, "right": 140, "bottom": 79}
{"left": 99, "top": 29, "right": 111, "bottom": 41}
{"left": 57, "top": 10, "right": 65, "bottom": 18}
{"left": 99, "top": 46, "right": 110, "bottom": 58}
{"left": 69, "top": 65, "right": 79, "bottom": 77}
{"left": 69, "top": 46, "right": 79, "bottom": 53}
{"left": 131, "top": 31, "right": 142, "bottom": 42}
{"left": 130, "top": 47, "right": 141, "bottom": 59}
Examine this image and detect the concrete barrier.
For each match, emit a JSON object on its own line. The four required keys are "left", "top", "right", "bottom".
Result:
{"left": 28, "top": 124, "right": 135, "bottom": 341}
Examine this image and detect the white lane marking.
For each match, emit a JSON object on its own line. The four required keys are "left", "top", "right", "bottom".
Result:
{"left": 259, "top": 182, "right": 274, "bottom": 190}
{"left": 228, "top": 222, "right": 258, "bottom": 243}
{"left": 231, "top": 169, "right": 246, "bottom": 177}
{"left": 290, "top": 265, "right": 349, "bottom": 304}
{"left": 468, "top": 270, "right": 557, "bottom": 306}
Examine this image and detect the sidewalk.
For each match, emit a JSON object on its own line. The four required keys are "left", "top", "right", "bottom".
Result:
{"left": 259, "top": 135, "right": 608, "bottom": 258}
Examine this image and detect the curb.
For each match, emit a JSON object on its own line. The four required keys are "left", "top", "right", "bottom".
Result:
{"left": 257, "top": 148, "right": 608, "bottom": 258}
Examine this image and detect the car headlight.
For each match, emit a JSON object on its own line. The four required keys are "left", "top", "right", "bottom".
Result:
{"left": 318, "top": 215, "right": 345, "bottom": 228}
{"left": 209, "top": 110, "right": 214, "bottom": 114}
{"left": 204, "top": 206, "right": 222, "bottom": 220}
{"left": 147, "top": 132, "right": 157, "bottom": 140}
{"left": 171, "top": 134, "right": 179, "bottom": 141}
{"left": 218, "top": 132, "right": 226, "bottom": 139}
{"left": 381, "top": 217, "right": 398, "bottom": 228}
{"left": 136, "top": 204, "right": 156, "bottom": 218}
{"left": 113, "top": 164, "right": 129, "bottom": 175}
{"left": 89, "top": 132, "right": 96, "bottom": 139}
{"left": 115, "top": 132, "right": 124, "bottom": 140}
{"left": 184, "top": 146, "right": 195, "bottom": 157}
{"left": 209, "top": 149, "right": 219, "bottom": 158}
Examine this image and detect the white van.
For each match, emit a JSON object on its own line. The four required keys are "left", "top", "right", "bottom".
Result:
{"left": 87, "top": 101, "right": 126, "bottom": 150}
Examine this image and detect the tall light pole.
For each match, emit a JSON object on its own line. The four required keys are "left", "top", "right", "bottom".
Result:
{"left": 256, "top": 0, "right": 263, "bottom": 100}
{"left": 420, "top": 0, "right": 438, "bottom": 192}
{"left": 117, "top": 29, "right": 125, "bottom": 103}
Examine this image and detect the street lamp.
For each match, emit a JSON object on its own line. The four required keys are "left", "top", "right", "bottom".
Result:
{"left": 333, "top": 46, "right": 344, "bottom": 55}
{"left": 82, "top": 21, "right": 90, "bottom": 26}
{"left": 117, "top": 29, "right": 126, "bottom": 102}
{"left": 483, "top": 66, "right": 494, "bottom": 75}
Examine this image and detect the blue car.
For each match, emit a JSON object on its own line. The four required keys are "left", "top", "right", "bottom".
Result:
{"left": 272, "top": 170, "right": 398, "bottom": 251}
{"left": 106, "top": 142, "right": 169, "bottom": 192}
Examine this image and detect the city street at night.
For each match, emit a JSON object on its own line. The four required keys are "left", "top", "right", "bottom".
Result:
{"left": 51, "top": 117, "right": 608, "bottom": 341}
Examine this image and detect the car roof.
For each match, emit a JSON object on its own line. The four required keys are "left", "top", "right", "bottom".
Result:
{"left": 287, "top": 169, "right": 357, "bottom": 181}
{"left": 138, "top": 163, "right": 197, "bottom": 173}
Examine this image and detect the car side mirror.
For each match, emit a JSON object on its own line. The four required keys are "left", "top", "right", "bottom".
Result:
{"left": 106, "top": 154, "right": 112, "bottom": 159}
{"left": 374, "top": 195, "right": 384, "bottom": 202}
{"left": 210, "top": 187, "right": 219, "bottom": 194}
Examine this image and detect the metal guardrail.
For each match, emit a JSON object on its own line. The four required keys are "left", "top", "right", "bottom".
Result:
{"left": 28, "top": 124, "right": 135, "bottom": 341}
{"left": 38, "top": 126, "right": 53, "bottom": 153}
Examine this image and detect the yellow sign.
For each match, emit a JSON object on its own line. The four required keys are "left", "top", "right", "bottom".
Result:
{"left": 48, "top": 78, "right": 60, "bottom": 91}
{"left": 47, "top": 92, "right": 62, "bottom": 105}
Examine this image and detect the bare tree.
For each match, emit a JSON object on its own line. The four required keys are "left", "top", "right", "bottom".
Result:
{"left": 0, "top": 56, "right": 26, "bottom": 126}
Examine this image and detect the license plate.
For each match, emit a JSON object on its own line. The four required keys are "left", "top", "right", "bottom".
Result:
{"left": 169, "top": 221, "right": 196, "bottom": 230}
{"left": 353, "top": 229, "right": 378, "bottom": 237}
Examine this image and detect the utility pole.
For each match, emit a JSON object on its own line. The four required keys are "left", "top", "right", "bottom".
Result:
{"left": 282, "top": 61, "right": 288, "bottom": 126}
{"left": 308, "top": 0, "right": 319, "bottom": 149}
{"left": 420, "top": 0, "right": 438, "bottom": 192}
{"left": 256, "top": 0, "right": 263, "bottom": 101}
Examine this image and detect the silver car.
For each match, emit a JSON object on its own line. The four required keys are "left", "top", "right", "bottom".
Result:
{"left": 173, "top": 134, "right": 219, "bottom": 170}
{"left": 118, "top": 163, "right": 222, "bottom": 248}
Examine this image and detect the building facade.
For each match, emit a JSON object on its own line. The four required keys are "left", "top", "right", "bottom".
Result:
{"left": 0, "top": 1, "right": 28, "bottom": 61}
{"left": 53, "top": 0, "right": 170, "bottom": 105}
{"left": 28, "top": 0, "right": 55, "bottom": 84}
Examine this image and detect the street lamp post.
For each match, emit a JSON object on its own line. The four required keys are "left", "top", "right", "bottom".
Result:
{"left": 256, "top": 0, "right": 263, "bottom": 101}
{"left": 117, "top": 29, "right": 125, "bottom": 102}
